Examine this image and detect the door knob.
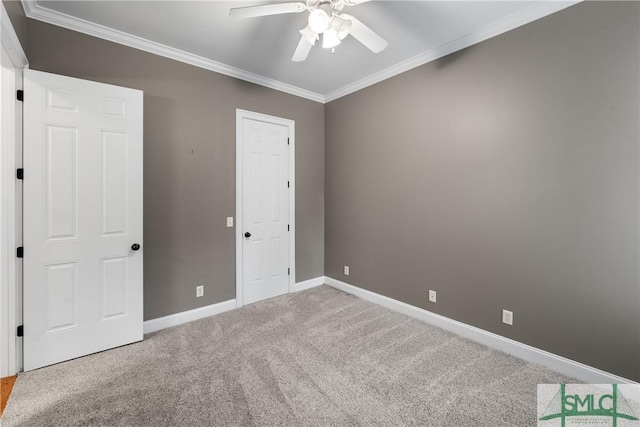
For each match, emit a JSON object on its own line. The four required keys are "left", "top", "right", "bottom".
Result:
{"left": 131, "top": 243, "right": 141, "bottom": 251}
{"left": 244, "top": 232, "right": 251, "bottom": 238}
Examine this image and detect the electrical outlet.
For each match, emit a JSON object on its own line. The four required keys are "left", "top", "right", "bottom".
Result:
{"left": 428, "top": 290, "right": 437, "bottom": 303}
{"left": 344, "top": 266, "right": 350, "bottom": 275}
{"left": 502, "top": 309, "right": 513, "bottom": 326}
{"left": 196, "top": 285, "right": 204, "bottom": 298}
{"left": 226, "top": 217, "right": 233, "bottom": 227}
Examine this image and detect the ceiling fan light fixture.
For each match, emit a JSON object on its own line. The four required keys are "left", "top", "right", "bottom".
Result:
{"left": 299, "top": 25, "right": 318, "bottom": 45}
{"left": 308, "top": 9, "right": 330, "bottom": 33}
{"left": 322, "top": 27, "right": 341, "bottom": 49}
{"left": 331, "top": 15, "right": 352, "bottom": 40}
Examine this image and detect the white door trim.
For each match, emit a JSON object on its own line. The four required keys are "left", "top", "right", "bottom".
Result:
{"left": 0, "top": 0, "right": 28, "bottom": 377}
{"left": 235, "top": 109, "right": 295, "bottom": 308}
{"left": 1, "top": 3, "right": 28, "bottom": 69}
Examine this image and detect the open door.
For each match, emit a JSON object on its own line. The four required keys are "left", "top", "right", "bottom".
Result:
{"left": 23, "top": 70, "right": 143, "bottom": 370}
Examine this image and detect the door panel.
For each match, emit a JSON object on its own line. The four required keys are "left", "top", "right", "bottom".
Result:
{"left": 23, "top": 70, "right": 143, "bottom": 371}
{"left": 44, "top": 125, "right": 78, "bottom": 240}
{"left": 44, "top": 262, "right": 77, "bottom": 331}
{"left": 100, "top": 130, "right": 128, "bottom": 236}
{"left": 242, "top": 117, "right": 290, "bottom": 305}
{"left": 100, "top": 256, "right": 127, "bottom": 319}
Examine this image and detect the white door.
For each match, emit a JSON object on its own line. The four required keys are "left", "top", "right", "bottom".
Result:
{"left": 239, "top": 113, "right": 291, "bottom": 305}
{"left": 23, "top": 70, "right": 143, "bottom": 371}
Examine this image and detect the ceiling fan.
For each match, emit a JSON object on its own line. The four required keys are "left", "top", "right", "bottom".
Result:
{"left": 229, "top": 0, "right": 388, "bottom": 62}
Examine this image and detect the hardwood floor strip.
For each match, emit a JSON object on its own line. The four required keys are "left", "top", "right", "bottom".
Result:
{"left": 0, "top": 375, "right": 17, "bottom": 416}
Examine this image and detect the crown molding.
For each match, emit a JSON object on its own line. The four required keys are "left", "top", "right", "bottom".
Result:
{"left": 1, "top": 2, "right": 28, "bottom": 68}
{"left": 22, "top": 0, "right": 581, "bottom": 105}
{"left": 21, "top": 0, "right": 325, "bottom": 103}
{"left": 324, "top": 0, "right": 581, "bottom": 103}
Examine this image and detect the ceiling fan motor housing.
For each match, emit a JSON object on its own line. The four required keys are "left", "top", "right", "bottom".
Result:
{"left": 307, "top": 0, "right": 346, "bottom": 13}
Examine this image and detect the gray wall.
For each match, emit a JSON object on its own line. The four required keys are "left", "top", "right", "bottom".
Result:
{"left": 26, "top": 19, "right": 325, "bottom": 320}
{"left": 3, "top": 0, "right": 27, "bottom": 49}
{"left": 325, "top": 2, "right": 640, "bottom": 381}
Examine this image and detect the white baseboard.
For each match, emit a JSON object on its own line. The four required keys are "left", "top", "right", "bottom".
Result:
{"left": 143, "top": 299, "right": 236, "bottom": 334}
{"left": 324, "top": 276, "right": 636, "bottom": 385}
{"left": 143, "top": 276, "right": 325, "bottom": 334}
{"left": 292, "top": 276, "right": 325, "bottom": 293}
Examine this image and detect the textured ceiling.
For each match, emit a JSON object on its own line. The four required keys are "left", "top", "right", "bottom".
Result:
{"left": 32, "top": 1, "right": 575, "bottom": 98}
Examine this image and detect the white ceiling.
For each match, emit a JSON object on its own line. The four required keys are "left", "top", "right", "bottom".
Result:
{"left": 27, "top": 1, "right": 578, "bottom": 102}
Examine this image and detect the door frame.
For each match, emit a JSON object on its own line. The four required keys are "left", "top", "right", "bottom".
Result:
{"left": 235, "top": 109, "right": 295, "bottom": 308}
{"left": 0, "top": 1, "right": 28, "bottom": 377}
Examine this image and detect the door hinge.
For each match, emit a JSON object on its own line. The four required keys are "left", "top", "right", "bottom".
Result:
{"left": 287, "top": 181, "right": 289, "bottom": 188}
{"left": 16, "top": 247, "right": 23, "bottom": 258}
{"left": 287, "top": 138, "right": 290, "bottom": 145}
{"left": 288, "top": 224, "right": 290, "bottom": 231}
{"left": 16, "top": 168, "right": 23, "bottom": 180}
{"left": 16, "top": 90, "right": 23, "bottom": 101}
{"left": 288, "top": 268, "right": 290, "bottom": 276}
{"left": 16, "top": 325, "right": 23, "bottom": 337}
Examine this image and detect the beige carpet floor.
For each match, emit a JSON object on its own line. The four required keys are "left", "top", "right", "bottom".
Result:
{"left": 2, "top": 285, "right": 574, "bottom": 426}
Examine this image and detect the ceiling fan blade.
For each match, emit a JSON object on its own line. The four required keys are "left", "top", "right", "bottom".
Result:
{"left": 292, "top": 36, "right": 313, "bottom": 62}
{"left": 230, "top": 2, "right": 306, "bottom": 19}
{"left": 343, "top": 14, "right": 388, "bottom": 53}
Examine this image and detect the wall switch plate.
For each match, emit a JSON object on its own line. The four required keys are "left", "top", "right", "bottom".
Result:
{"left": 344, "top": 266, "right": 350, "bottom": 275}
{"left": 429, "top": 290, "right": 437, "bottom": 303}
{"left": 196, "top": 285, "right": 204, "bottom": 298}
{"left": 226, "top": 217, "right": 233, "bottom": 227}
{"left": 502, "top": 309, "right": 513, "bottom": 326}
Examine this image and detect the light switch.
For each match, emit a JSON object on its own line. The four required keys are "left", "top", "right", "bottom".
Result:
{"left": 227, "top": 217, "right": 234, "bottom": 227}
